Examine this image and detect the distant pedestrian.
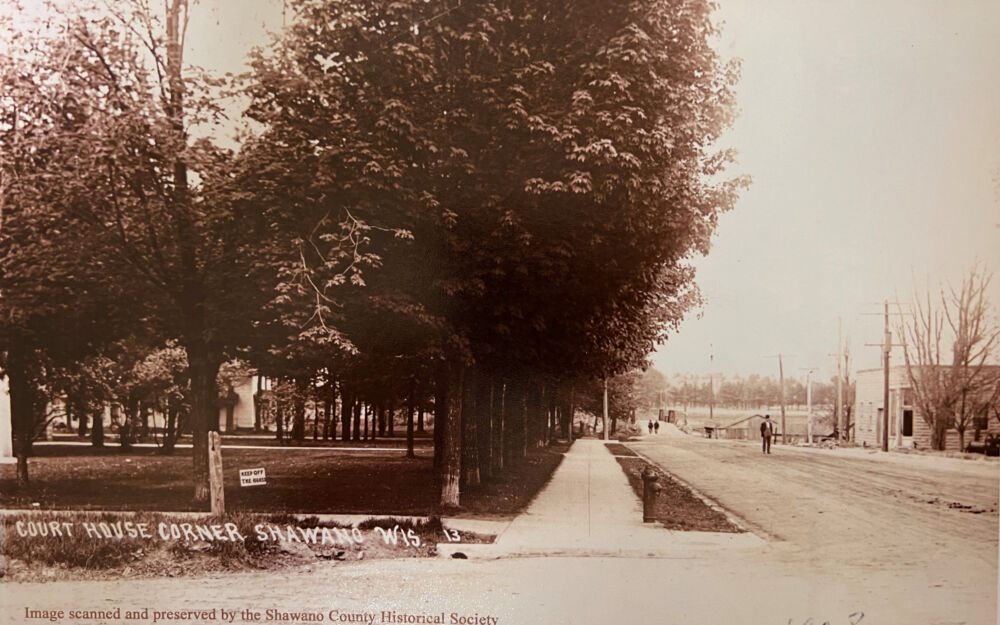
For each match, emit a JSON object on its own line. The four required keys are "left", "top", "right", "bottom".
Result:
{"left": 648, "top": 420, "right": 654, "bottom": 434}
{"left": 760, "top": 415, "right": 774, "bottom": 454}
{"left": 654, "top": 421, "right": 660, "bottom": 434}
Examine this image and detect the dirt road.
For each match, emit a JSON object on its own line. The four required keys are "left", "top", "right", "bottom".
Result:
{"left": 632, "top": 432, "right": 1000, "bottom": 623}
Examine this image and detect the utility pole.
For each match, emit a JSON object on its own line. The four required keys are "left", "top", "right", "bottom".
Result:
{"left": 708, "top": 345, "right": 714, "bottom": 422}
{"left": 779, "top": 356, "right": 786, "bottom": 444}
{"left": 800, "top": 367, "right": 818, "bottom": 443}
{"left": 862, "top": 300, "right": 907, "bottom": 452}
{"left": 836, "top": 318, "right": 843, "bottom": 441}
{"left": 765, "top": 354, "right": 794, "bottom": 444}
{"left": 881, "top": 301, "right": 890, "bottom": 452}
{"left": 828, "top": 322, "right": 846, "bottom": 441}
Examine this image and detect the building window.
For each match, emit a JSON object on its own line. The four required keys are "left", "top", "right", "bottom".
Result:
{"left": 973, "top": 408, "right": 989, "bottom": 441}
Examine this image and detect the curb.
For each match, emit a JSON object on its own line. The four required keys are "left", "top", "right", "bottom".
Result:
{"left": 623, "top": 443, "right": 779, "bottom": 541}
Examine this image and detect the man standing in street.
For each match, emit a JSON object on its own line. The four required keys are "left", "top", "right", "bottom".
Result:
{"left": 760, "top": 415, "right": 774, "bottom": 454}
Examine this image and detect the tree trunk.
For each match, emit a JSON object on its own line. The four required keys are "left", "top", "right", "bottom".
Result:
{"left": 491, "top": 382, "right": 504, "bottom": 474}
{"left": 164, "top": 0, "right": 216, "bottom": 503}
{"left": 387, "top": 404, "right": 395, "bottom": 437}
{"left": 548, "top": 391, "right": 556, "bottom": 445}
{"left": 436, "top": 361, "right": 463, "bottom": 507}
{"left": 564, "top": 401, "right": 574, "bottom": 439}
{"left": 77, "top": 406, "right": 89, "bottom": 438}
{"left": 328, "top": 382, "right": 338, "bottom": 440}
{"left": 475, "top": 373, "right": 492, "bottom": 481}
{"left": 433, "top": 385, "right": 445, "bottom": 470}
{"left": 141, "top": 401, "right": 151, "bottom": 439}
{"left": 162, "top": 399, "right": 178, "bottom": 454}
{"left": 65, "top": 402, "right": 75, "bottom": 437}
{"left": 127, "top": 400, "right": 139, "bottom": 441}
{"left": 253, "top": 376, "right": 263, "bottom": 432}
{"left": 406, "top": 380, "right": 416, "bottom": 459}
{"left": 418, "top": 405, "right": 425, "bottom": 433}
{"left": 378, "top": 404, "right": 386, "bottom": 437}
{"left": 186, "top": 345, "right": 219, "bottom": 503}
{"left": 520, "top": 382, "right": 529, "bottom": 458}
{"left": 7, "top": 341, "right": 35, "bottom": 488}
{"left": 461, "top": 367, "right": 479, "bottom": 488}
{"left": 117, "top": 403, "right": 132, "bottom": 451}
{"left": 503, "top": 377, "right": 525, "bottom": 464}
{"left": 524, "top": 383, "right": 537, "bottom": 450}
{"left": 341, "top": 388, "right": 353, "bottom": 442}
{"left": 932, "top": 416, "right": 949, "bottom": 451}
{"left": 352, "top": 400, "right": 361, "bottom": 442}
{"left": 292, "top": 383, "right": 306, "bottom": 442}
{"left": 323, "top": 396, "right": 332, "bottom": 440}
{"left": 276, "top": 402, "right": 285, "bottom": 443}
{"left": 92, "top": 408, "right": 105, "bottom": 448}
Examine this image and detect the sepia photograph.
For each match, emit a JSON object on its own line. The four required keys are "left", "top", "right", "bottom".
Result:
{"left": 1, "top": 1, "right": 998, "bottom": 624}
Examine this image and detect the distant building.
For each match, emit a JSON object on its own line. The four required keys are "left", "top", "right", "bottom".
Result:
{"left": 218, "top": 375, "right": 269, "bottom": 432}
{"left": 854, "top": 366, "right": 1000, "bottom": 450}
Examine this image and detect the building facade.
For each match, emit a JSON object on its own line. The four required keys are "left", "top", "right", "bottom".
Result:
{"left": 854, "top": 366, "right": 1000, "bottom": 450}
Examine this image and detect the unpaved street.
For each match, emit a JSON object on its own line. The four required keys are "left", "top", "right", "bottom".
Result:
{"left": 632, "top": 431, "right": 1000, "bottom": 623}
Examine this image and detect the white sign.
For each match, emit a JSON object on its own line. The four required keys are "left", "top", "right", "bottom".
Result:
{"left": 239, "top": 467, "right": 267, "bottom": 487}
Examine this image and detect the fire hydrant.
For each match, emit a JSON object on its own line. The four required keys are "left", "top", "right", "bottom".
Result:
{"left": 641, "top": 466, "right": 660, "bottom": 523}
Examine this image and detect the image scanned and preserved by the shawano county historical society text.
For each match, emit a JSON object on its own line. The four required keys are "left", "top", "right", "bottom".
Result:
{"left": 1, "top": 1, "right": 998, "bottom": 624}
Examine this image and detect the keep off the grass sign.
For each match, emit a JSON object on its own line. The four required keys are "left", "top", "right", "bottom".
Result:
{"left": 239, "top": 468, "right": 266, "bottom": 487}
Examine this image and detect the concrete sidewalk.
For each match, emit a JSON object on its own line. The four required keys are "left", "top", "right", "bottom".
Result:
{"left": 440, "top": 438, "right": 763, "bottom": 558}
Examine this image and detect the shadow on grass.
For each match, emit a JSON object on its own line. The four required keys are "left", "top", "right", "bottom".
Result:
{"left": 0, "top": 442, "right": 570, "bottom": 519}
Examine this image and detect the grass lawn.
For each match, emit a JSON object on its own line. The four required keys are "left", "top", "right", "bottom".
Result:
{"left": 0, "top": 441, "right": 568, "bottom": 581}
{"left": 0, "top": 442, "right": 570, "bottom": 518}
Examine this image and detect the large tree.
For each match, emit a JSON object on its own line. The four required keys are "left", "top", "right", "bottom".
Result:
{"left": 1, "top": 2, "right": 264, "bottom": 500}
{"left": 899, "top": 265, "right": 1000, "bottom": 450}
{"left": 243, "top": 0, "right": 743, "bottom": 505}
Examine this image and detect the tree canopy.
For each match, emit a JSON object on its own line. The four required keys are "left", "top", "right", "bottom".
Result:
{"left": 1, "top": 0, "right": 745, "bottom": 505}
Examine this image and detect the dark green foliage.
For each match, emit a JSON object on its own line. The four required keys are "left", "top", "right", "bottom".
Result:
{"left": 2, "top": 0, "right": 744, "bottom": 504}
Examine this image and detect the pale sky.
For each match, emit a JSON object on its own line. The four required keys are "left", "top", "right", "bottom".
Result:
{"left": 6, "top": 0, "right": 999, "bottom": 385}
{"left": 651, "top": 0, "right": 1000, "bottom": 382}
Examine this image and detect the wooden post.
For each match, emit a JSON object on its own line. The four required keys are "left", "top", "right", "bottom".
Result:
{"left": 208, "top": 431, "right": 225, "bottom": 515}
{"left": 602, "top": 378, "right": 609, "bottom": 441}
